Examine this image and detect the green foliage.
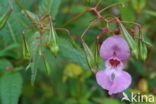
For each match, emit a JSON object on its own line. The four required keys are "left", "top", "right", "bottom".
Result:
{"left": 30, "top": 32, "right": 41, "bottom": 85}
{"left": 0, "top": 72, "right": 23, "bottom": 104}
{"left": 119, "top": 22, "right": 138, "bottom": 58}
{"left": 0, "top": 59, "right": 12, "bottom": 73}
{"left": 0, "top": 0, "right": 155, "bottom": 104}
{"left": 0, "top": 8, "right": 13, "bottom": 30}
{"left": 0, "top": 43, "right": 19, "bottom": 58}
{"left": 118, "top": 0, "right": 135, "bottom": 21}
{"left": 60, "top": 38, "right": 89, "bottom": 69}
{"left": 144, "top": 10, "right": 156, "bottom": 17}
{"left": 39, "top": 0, "right": 62, "bottom": 19}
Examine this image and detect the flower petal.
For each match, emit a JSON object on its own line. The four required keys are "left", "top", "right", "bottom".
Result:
{"left": 96, "top": 69, "right": 113, "bottom": 90}
{"left": 108, "top": 71, "right": 132, "bottom": 95}
{"left": 100, "top": 35, "right": 130, "bottom": 60}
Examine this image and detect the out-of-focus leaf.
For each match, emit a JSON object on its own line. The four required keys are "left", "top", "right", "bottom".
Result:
{"left": 39, "top": 0, "right": 62, "bottom": 19}
{"left": 80, "top": 100, "right": 91, "bottom": 104}
{"left": 118, "top": 0, "right": 135, "bottom": 21}
{"left": 0, "top": 72, "right": 23, "bottom": 104}
{"left": 144, "top": 10, "right": 156, "bottom": 17}
{"left": 63, "top": 63, "right": 83, "bottom": 82}
{"left": 94, "top": 98, "right": 122, "bottom": 104}
{"left": 141, "top": 34, "right": 153, "bottom": 46}
{"left": 69, "top": 79, "right": 79, "bottom": 97}
{"left": 138, "top": 78, "right": 149, "bottom": 93}
{"left": 0, "top": 43, "right": 19, "bottom": 58}
{"left": 131, "top": 0, "right": 146, "bottom": 13}
{"left": 0, "top": 0, "right": 28, "bottom": 43}
{"left": 64, "top": 98, "right": 77, "bottom": 104}
{"left": 130, "top": 59, "right": 146, "bottom": 76}
{"left": 0, "top": 59, "right": 13, "bottom": 72}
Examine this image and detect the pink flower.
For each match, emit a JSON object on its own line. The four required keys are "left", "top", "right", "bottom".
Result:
{"left": 96, "top": 35, "right": 132, "bottom": 95}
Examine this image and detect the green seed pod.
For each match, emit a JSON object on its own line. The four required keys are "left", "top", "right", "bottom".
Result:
{"left": 22, "top": 34, "right": 30, "bottom": 59}
{"left": 140, "top": 41, "right": 147, "bottom": 61}
{"left": 49, "top": 19, "right": 59, "bottom": 56}
{"left": 0, "top": 8, "right": 13, "bottom": 30}
{"left": 43, "top": 56, "right": 51, "bottom": 75}
{"left": 119, "top": 22, "right": 139, "bottom": 59}
{"left": 49, "top": 44, "right": 59, "bottom": 56}
{"left": 82, "top": 40, "right": 97, "bottom": 73}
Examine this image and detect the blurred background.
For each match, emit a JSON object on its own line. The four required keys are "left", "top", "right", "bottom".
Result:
{"left": 0, "top": 0, "right": 156, "bottom": 104}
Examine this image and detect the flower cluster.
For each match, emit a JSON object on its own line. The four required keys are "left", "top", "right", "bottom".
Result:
{"left": 96, "top": 35, "right": 132, "bottom": 95}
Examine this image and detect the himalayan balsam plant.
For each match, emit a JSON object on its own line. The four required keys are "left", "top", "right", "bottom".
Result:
{"left": 77, "top": 0, "right": 149, "bottom": 96}
{"left": 0, "top": 0, "right": 153, "bottom": 103}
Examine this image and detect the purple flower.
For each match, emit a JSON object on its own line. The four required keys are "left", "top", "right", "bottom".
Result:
{"left": 96, "top": 35, "right": 132, "bottom": 95}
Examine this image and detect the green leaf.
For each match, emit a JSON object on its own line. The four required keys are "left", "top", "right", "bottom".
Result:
{"left": 30, "top": 32, "right": 41, "bottom": 85}
{"left": 131, "top": 0, "right": 138, "bottom": 10}
{"left": 64, "top": 98, "right": 77, "bottom": 104}
{"left": 118, "top": 0, "right": 135, "bottom": 21}
{"left": 60, "top": 39, "right": 89, "bottom": 69}
{"left": 131, "top": 0, "right": 146, "bottom": 13}
{"left": 0, "top": 73, "right": 23, "bottom": 104}
{"left": 94, "top": 98, "right": 122, "bottom": 104}
{"left": 0, "top": 43, "right": 20, "bottom": 58}
{"left": 39, "top": 0, "right": 62, "bottom": 19}
{"left": 139, "top": 0, "right": 146, "bottom": 10}
{"left": 0, "top": 59, "right": 12, "bottom": 73}
{"left": 0, "top": 0, "right": 28, "bottom": 43}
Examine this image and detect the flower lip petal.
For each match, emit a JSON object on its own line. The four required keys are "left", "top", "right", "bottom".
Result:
{"left": 96, "top": 69, "right": 113, "bottom": 90}
{"left": 100, "top": 35, "right": 130, "bottom": 60}
{"left": 108, "top": 71, "right": 132, "bottom": 95}
{"left": 96, "top": 63, "right": 131, "bottom": 95}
